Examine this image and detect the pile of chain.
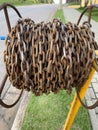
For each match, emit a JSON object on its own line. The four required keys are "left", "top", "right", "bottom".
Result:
{"left": 4, "top": 18, "right": 97, "bottom": 96}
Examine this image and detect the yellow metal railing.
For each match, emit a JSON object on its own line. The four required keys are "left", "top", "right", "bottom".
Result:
{"left": 63, "top": 51, "right": 98, "bottom": 130}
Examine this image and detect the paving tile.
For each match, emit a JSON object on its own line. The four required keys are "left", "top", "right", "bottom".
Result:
{"left": 96, "top": 79, "right": 98, "bottom": 82}
{"left": 85, "top": 88, "right": 97, "bottom": 100}
{"left": 86, "top": 100, "right": 98, "bottom": 130}
{"left": 91, "top": 78, "right": 97, "bottom": 83}
{"left": 95, "top": 107, "right": 98, "bottom": 114}
{"left": 96, "top": 114, "right": 98, "bottom": 120}
{"left": 92, "top": 99, "right": 98, "bottom": 104}
{"left": 89, "top": 88, "right": 96, "bottom": 99}
{"left": 0, "top": 93, "right": 22, "bottom": 130}
{"left": 96, "top": 94, "right": 98, "bottom": 98}
{"left": 92, "top": 74, "right": 98, "bottom": 79}
{"left": 85, "top": 89, "right": 91, "bottom": 100}
{"left": 92, "top": 83, "right": 98, "bottom": 93}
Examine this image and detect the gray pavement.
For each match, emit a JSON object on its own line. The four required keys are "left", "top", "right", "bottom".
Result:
{"left": 0, "top": 4, "right": 57, "bottom": 130}
{"left": 63, "top": 6, "right": 98, "bottom": 130}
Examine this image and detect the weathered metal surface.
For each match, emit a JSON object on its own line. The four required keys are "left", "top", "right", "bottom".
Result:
{"left": 77, "top": 4, "right": 98, "bottom": 25}
{"left": 0, "top": 5, "right": 57, "bottom": 130}
{"left": 4, "top": 18, "right": 97, "bottom": 96}
{"left": 63, "top": 65, "right": 95, "bottom": 130}
{"left": 0, "top": 3, "right": 22, "bottom": 108}
{"left": 63, "top": 51, "right": 98, "bottom": 130}
{"left": 0, "top": 3, "right": 98, "bottom": 109}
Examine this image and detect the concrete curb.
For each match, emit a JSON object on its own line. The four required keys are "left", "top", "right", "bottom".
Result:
{"left": 11, "top": 91, "right": 30, "bottom": 130}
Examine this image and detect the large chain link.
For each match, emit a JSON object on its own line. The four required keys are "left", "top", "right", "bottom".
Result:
{"left": 4, "top": 18, "right": 97, "bottom": 96}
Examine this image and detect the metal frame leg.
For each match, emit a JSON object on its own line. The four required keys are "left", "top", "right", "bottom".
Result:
{"left": 63, "top": 51, "right": 98, "bottom": 130}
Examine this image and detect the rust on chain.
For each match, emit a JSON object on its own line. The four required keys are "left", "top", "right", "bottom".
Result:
{"left": 0, "top": 3, "right": 22, "bottom": 108}
{"left": 4, "top": 18, "right": 97, "bottom": 97}
{"left": 1, "top": 3, "right": 98, "bottom": 109}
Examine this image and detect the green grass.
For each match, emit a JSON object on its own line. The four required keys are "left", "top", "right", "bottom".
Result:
{"left": 21, "top": 91, "right": 73, "bottom": 130}
{"left": 55, "top": 9, "right": 66, "bottom": 23}
{"left": 21, "top": 9, "right": 91, "bottom": 130}
{"left": 0, "top": 0, "right": 40, "bottom": 6}
{"left": 21, "top": 90, "right": 91, "bottom": 130}
{"left": 77, "top": 7, "right": 98, "bottom": 22}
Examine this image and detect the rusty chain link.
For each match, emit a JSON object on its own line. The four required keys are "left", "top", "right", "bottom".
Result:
{"left": 4, "top": 18, "right": 98, "bottom": 97}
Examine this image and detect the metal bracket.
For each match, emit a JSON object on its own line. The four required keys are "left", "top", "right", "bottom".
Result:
{"left": 0, "top": 3, "right": 23, "bottom": 108}
{"left": 63, "top": 51, "right": 98, "bottom": 130}
{"left": 63, "top": 4, "right": 98, "bottom": 129}
{"left": 77, "top": 4, "right": 98, "bottom": 25}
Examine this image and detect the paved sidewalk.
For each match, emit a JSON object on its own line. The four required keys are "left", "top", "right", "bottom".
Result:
{"left": 63, "top": 6, "right": 98, "bottom": 130}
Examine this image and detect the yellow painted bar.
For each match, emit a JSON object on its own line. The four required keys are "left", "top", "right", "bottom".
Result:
{"left": 63, "top": 51, "right": 98, "bottom": 130}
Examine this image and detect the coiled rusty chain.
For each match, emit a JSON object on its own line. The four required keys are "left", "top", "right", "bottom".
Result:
{"left": 4, "top": 18, "right": 98, "bottom": 98}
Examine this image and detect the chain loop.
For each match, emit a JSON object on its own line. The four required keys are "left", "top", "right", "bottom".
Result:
{"left": 4, "top": 18, "right": 97, "bottom": 97}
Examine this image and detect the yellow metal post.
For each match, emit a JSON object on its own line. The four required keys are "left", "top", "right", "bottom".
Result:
{"left": 63, "top": 51, "right": 98, "bottom": 130}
